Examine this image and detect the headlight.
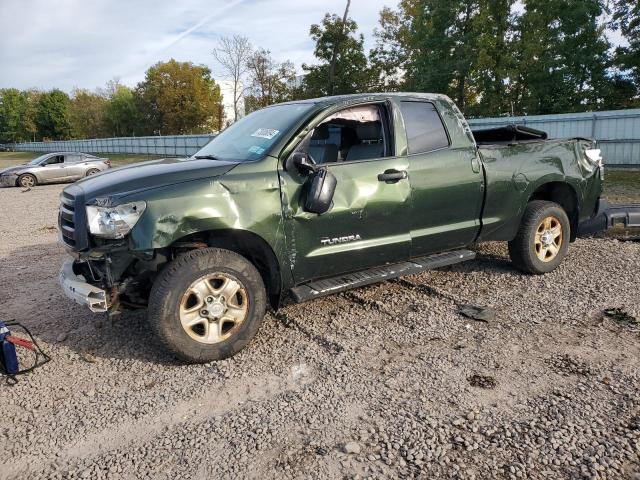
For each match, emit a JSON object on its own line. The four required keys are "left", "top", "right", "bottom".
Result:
{"left": 86, "top": 201, "right": 146, "bottom": 239}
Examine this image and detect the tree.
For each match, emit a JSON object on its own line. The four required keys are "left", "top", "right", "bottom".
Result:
{"left": 512, "top": 0, "right": 611, "bottom": 114}
{"left": 611, "top": 0, "right": 640, "bottom": 106}
{"left": 245, "top": 49, "right": 296, "bottom": 112}
{"left": 468, "top": 0, "right": 517, "bottom": 116}
{"left": 69, "top": 88, "right": 108, "bottom": 139}
{"left": 302, "top": 11, "right": 371, "bottom": 97}
{"left": 35, "top": 89, "right": 72, "bottom": 140}
{"left": 372, "top": 0, "right": 483, "bottom": 111}
{"left": 103, "top": 84, "right": 140, "bottom": 137}
{"left": 20, "top": 89, "right": 41, "bottom": 141}
{"left": 370, "top": 6, "right": 410, "bottom": 91}
{"left": 212, "top": 35, "right": 252, "bottom": 122}
{"left": 135, "top": 59, "right": 222, "bottom": 135}
{"left": 0, "top": 88, "right": 26, "bottom": 143}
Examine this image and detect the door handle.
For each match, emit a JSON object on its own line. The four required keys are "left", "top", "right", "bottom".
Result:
{"left": 378, "top": 169, "right": 407, "bottom": 184}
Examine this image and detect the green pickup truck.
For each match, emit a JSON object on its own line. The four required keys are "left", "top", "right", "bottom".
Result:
{"left": 58, "top": 93, "right": 638, "bottom": 362}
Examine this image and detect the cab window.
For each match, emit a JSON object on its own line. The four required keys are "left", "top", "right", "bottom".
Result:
{"left": 298, "top": 104, "right": 391, "bottom": 164}
{"left": 400, "top": 102, "right": 449, "bottom": 154}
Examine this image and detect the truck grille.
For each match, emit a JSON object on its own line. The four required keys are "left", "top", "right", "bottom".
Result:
{"left": 58, "top": 186, "right": 89, "bottom": 251}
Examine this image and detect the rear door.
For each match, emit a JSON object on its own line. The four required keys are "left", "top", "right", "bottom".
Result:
{"left": 398, "top": 99, "right": 484, "bottom": 256}
{"left": 63, "top": 154, "right": 86, "bottom": 180}
{"left": 279, "top": 102, "right": 411, "bottom": 283}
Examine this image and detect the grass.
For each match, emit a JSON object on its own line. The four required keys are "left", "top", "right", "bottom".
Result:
{"left": 602, "top": 169, "right": 640, "bottom": 204}
{"left": 1, "top": 151, "right": 638, "bottom": 202}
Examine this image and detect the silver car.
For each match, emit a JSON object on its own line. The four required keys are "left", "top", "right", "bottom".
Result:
{"left": 0, "top": 152, "right": 111, "bottom": 188}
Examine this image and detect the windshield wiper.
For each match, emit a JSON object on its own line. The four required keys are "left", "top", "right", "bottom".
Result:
{"left": 194, "top": 155, "right": 220, "bottom": 160}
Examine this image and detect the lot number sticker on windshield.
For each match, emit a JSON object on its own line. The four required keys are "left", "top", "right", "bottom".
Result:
{"left": 251, "top": 128, "right": 280, "bottom": 140}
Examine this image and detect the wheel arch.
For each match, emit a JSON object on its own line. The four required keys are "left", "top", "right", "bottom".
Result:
{"left": 16, "top": 171, "right": 38, "bottom": 186}
{"left": 528, "top": 181, "right": 580, "bottom": 241}
{"left": 169, "top": 229, "right": 283, "bottom": 310}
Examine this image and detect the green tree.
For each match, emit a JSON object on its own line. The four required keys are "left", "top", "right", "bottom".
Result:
{"left": 611, "top": 0, "right": 640, "bottom": 106}
{"left": 103, "top": 84, "right": 139, "bottom": 137}
{"left": 136, "top": 59, "right": 223, "bottom": 135}
{"left": 512, "top": 0, "right": 611, "bottom": 114}
{"left": 20, "top": 89, "right": 41, "bottom": 141}
{"left": 35, "top": 89, "right": 72, "bottom": 140}
{"left": 0, "top": 88, "right": 26, "bottom": 143}
{"left": 245, "top": 49, "right": 296, "bottom": 112}
{"left": 370, "top": 6, "right": 410, "bottom": 91}
{"left": 372, "top": 0, "right": 483, "bottom": 111}
{"left": 301, "top": 10, "right": 372, "bottom": 97}
{"left": 468, "top": 0, "right": 516, "bottom": 116}
{"left": 69, "top": 88, "right": 108, "bottom": 139}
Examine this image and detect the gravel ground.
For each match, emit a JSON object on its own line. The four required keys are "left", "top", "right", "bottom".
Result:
{"left": 0, "top": 184, "right": 639, "bottom": 480}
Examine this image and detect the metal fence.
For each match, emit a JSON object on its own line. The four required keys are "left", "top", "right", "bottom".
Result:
{"left": 7, "top": 108, "right": 640, "bottom": 166}
{"left": 9, "top": 134, "right": 216, "bottom": 157}
{"left": 467, "top": 108, "right": 640, "bottom": 166}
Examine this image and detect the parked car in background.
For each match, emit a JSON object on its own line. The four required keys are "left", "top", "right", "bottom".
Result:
{"left": 0, "top": 144, "right": 10, "bottom": 151}
{"left": 0, "top": 152, "right": 111, "bottom": 187}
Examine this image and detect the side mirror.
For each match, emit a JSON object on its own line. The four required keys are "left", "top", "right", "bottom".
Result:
{"left": 286, "top": 151, "right": 317, "bottom": 175}
{"left": 304, "top": 168, "right": 337, "bottom": 215}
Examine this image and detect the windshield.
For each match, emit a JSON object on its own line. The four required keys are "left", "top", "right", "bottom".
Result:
{"left": 193, "top": 103, "right": 314, "bottom": 162}
{"left": 28, "top": 154, "right": 50, "bottom": 165}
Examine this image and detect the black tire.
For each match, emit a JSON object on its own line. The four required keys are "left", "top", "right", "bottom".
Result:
{"left": 508, "top": 200, "right": 570, "bottom": 275}
{"left": 17, "top": 173, "right": 37, "bottom": 188}
{"left": 148, "top": 248, "right": 267, "bottom": 363}
{"left": 86, "top": 168, "right": 100, "bottom": 176}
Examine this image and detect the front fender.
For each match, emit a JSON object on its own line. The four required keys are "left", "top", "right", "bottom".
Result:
{"left": 123, "top": 158, "right": 293, "bottom": 287}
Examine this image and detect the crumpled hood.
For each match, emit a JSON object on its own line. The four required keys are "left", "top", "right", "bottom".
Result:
{"left": 0, "top": 165, "right": 28, "bottom": 176}
{"left": 70, "top": 157, "right": 239, "bottom": 202}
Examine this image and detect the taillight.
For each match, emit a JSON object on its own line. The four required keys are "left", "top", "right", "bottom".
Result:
{"left": 104, "top": 159, "right": 111, "bottom": 167}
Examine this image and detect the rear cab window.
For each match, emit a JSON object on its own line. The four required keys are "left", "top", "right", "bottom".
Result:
{"left": 400, "top": 101, "right": 450, "bottom": 154}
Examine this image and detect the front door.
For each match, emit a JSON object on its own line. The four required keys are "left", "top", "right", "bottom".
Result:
{"left": 37, "top": 154, "right": 66, "bottom": 182}
{"left": 279, "top": 102, "right": 411, "bottom": 283}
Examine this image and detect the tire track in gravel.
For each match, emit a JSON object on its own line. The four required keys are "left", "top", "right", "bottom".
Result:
{"left": 2, "top": 368, "right": 316, "bottom": 478}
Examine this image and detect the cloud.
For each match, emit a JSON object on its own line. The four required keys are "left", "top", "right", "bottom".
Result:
{"left": 0, "top": 0, "right": 396, "bottom": 92}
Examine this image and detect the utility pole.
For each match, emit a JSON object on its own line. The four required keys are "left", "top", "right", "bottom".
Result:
{"left": 328, "top": 0, "right": 351, "bottom": 96}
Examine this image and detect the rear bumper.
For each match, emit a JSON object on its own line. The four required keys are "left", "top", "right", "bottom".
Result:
{"left": 58, "top": 259, "right": 109, "bottom": 313}
{"left": 578, "top": 199, "right": 640, "bottom": 237}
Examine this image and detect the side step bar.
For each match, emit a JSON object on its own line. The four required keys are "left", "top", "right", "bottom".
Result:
{"left": 290, "top": 249, "right": 476, "bottom": 303}
{"left": 578, "top": 199, "right": 640, "bottom": 237}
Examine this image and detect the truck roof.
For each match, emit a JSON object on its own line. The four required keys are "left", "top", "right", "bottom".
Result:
{"left": 280, "top": 92, "right": 449, "bottom": 107}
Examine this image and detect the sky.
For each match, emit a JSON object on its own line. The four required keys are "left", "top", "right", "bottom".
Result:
{"left": 0, "top": 0, "right": 397, "bottom": 92}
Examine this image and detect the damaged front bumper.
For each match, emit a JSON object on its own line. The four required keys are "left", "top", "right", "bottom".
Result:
{"left": 578, "top": 199, "right": 640, "bottom": 237}
{"left": 0, "top": 174, "right": 17, "bottom": 187}
{"left": 59, "top": 259, "right": 110, "bottom": 313}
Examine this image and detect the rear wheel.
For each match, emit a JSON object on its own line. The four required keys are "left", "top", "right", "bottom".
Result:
{"left": 17, "top": 173, "right": 36, "bottom": 188}
{"left": 508, "top": 200, "right": 570, "bottom": 275}
{"left": 148, "top": 248, "right": 267, "bottom": 363}
{"left": 86, "top": 168, "right": 100, "bottom": 176}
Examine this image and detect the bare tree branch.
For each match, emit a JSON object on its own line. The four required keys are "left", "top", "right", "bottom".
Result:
{"left": 212, "top": 35, "right": 253, "bottom": 122}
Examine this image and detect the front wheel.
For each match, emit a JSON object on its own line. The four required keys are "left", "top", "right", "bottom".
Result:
{"left": 17, "top": 173, "right": 37, "bottom": 188}
{"left": 148, "top": 248, "right": 267, "bottom": 363}
{"left": 508, "top": 200, "right": 570, "bottom": 275}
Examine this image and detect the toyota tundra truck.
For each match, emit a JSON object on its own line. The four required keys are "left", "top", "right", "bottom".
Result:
{"left": 57, "top": 93, "right": 640, "bottom": 362}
